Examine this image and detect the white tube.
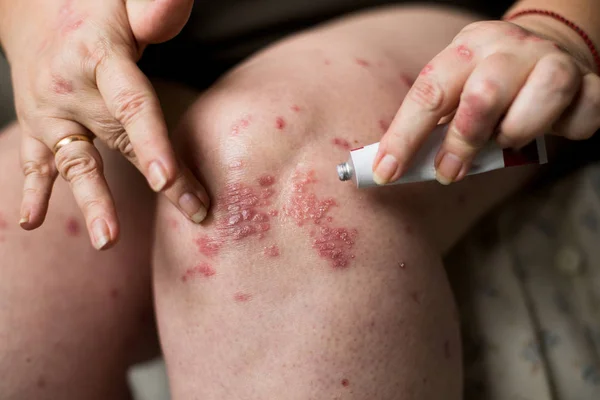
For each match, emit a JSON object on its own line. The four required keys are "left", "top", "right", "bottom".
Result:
{"left": 337, "top": 123, "right": 548, "bottom": 188}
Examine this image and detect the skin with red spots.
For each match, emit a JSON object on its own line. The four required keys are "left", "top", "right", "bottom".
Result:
{"left": 258, "top": 175, "right": 275, "bottom": 187}
{"left": 234, "top": 292, "right": 252, "bottom": 302}
{"left": 181, "top": 263, "right": 216, "bottom": 282}
{"left": 284, "top": 169, "right": 358, "bottom": 269}
{"left": 195, "top": 235, "right": 223, "bottom": 258}
{"left": 420, "top": 64, "right": 434, "bottom": 76}
{"left": 355, "top": 58, "right": 370, "bottom": 67}
{"left": 58, "top": 0, "right": 86, "bottom": 35}
{"left": 231, "top": 116, "right": 252, "bottom": 135}
{"left": 216, "top": 182, "right": 274, "bottom": 240}
{"left": 341, "top": 379, "right": 350, "bottom": 387}
{"left": 291, "top": 105, "right": 301, "bottom": 112}
{"left": 268, "top": 210, "right": 279, "bottom": 217}
{"left": 51, "top": 76, "right": 73, "bottom": 95}
{"left": 506, "top": 26, "right": 530, "bottom": 41}
{"left": 456, "top": 45, "right": 473, "bottom": 60}
{"left": 378, "top": 119, "right": 390, "bottom": 133}
{"left": 65, "top": 217, "right": 80, "bottom": 236}
{"left": 275, "top": 117, "right": 286, "bottom": 130}
{"left": 332, "top": 138, "right": 351, "bottom": 150}
{"left": 263, "top": 245, "right": 280, "bottom": 257}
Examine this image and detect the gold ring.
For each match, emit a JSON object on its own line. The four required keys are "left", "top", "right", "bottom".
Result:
{"left": 52, "top": 134, "right": 94, "bottom": 154}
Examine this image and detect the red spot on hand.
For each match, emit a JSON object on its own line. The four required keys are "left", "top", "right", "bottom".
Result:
{"left": 332, "top": 138, "right": 351, "bottom": 150}
{"left": 195, "top": 235, "right": 223, "bottom": 258}
{"left": 456, "top": 45, "right": 473, "bottom": 60}
{"left": 420, "top": 64, "right": 434, "bottom": 76}
{"left": 234, "top": 292, "right": 252, "bottom": 302}
{"left": 355, "top": 58, "right": 370, "bottom": 67}
{"left": 51, "top": 75, "right": 73, "bottom": 95}
{"left": 258, "top": 175, "right": 276, "bottom": 187}
{"left": 65, "top": 217, "right": 80, "bottom": 237}
{"left": 291, "top": 105, "right": 301, "bottom": 112}
{"left": 181, "top": 263, "right": 216, "bottom": 282}
{"left": 231, "top": 115, "right": 252, "bottom": 135}
{"left": 58, "top": 0, "right": 86, "bottom": 35}
{"left": 506, "top": 26, "right": 530, "bottom": 41}
{"left": 341, "top": 379, "right": 350, "bottom": 387}
{"left": 263, "top": 244, "right": 280, "bottom": 257}
{"left": 275, "top": 117, "right": 286, "bottom": 130}
{"left": 378, "top": 119, "right": 390, "bottom": 133}
{"left": 444, "top": 339, "right": 451, "bottom": 360}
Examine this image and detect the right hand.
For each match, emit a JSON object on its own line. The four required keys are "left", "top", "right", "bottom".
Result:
{"left": 0, "top": 0, "right": 208, "bottom": 250}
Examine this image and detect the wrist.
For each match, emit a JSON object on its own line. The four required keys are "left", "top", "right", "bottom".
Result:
{"left": 506, "top": 14, "right": 597, "bottom": 72}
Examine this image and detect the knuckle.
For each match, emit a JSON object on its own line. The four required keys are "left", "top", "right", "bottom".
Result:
{"left": 56, "top": 153, "right": 103, "bottom": 183}
{"left": 22, "top": 160, "right": 56, "bottom": 178}
{"left": 113, "top": 89, "right": 152, "bottom": 127}
{"left": 408, "top": 77, "right": 445, "bottom": 112}
{"left": 538, "top": 56, "right": 579, "bottom": 95}
{"left": 106, "top": 130, "right": 135, "bottom": 159}
{"left": 452, "top": 80, "right": 501, "bottom": 143}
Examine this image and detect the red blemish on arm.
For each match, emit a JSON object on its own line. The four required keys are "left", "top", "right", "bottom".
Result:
{"left": 275, "top": 117, "right": 286, "bottom": 130}
{"left": 65, "top": 217, "right": 80, "bottom": 236}
{"left": 313, "top": 227, "right": 357, "bottom": 269}
{"left": 181, "top": 263, "right": 216, "bottom": 282}
{"left": 234, "top": 292, "right": 252, "bottom": 302}
{"left": 332, "top": 138, "right": 351, "bottom": 150}
{"left": 355, "top": 58, "right": 370, "bottom": 67}
{"left": 258, "top": 175, "right": 275, "bottom": 187}
{"left": 456, "top": 45, "right": 473, "bottom": 61}
{"left": 420, "top": 64, "right": 434, "bottom": 76}
{"left": 341, "top": 379, "right": 350, "bottom": 387}
{"left": 263, "top": 244, "right": 280, "bottom": 257}
{"left": 216, "top": 183, "right": 273, "bottom": 240}
{"left": 284, "top": 170, "right": 336, "bottom": 226}
{"left": 291, "top": 105, "right": 301, "bottom": 112}
{"left": 58, "top": 0, "right": 86, "bottom": 35}
{"left": 231, "top": 115, "right": 252, "bottom": 135}
{"left": 195, "top": 235, "right": 222, "bottom": 257}
{"left": 378, "top": 119, "right": 390, "bottom": 133}
{"left": 51, "top": 76, "right": 73, "bottom": 95}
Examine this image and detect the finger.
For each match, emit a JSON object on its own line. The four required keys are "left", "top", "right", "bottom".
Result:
{"left": 19, "top": 134, "right": 58, "bottom": 230}
{"left": 498, "top": 53, "right": 581, "bottom": 149}
{"left": 553, "top": 72, "right": 600, "bottom": 140}
{"left": 434, "top": 52, "right": 533, "bottom": 184}
{"left": 96, "top": 57, "right": 177, "bottom": 193}
{"left": 162, "top": 166, "right": 210, "bottom": 224}
{"left": 95, "top": 58, "right": 209, "bottom": 223}
{"left": 79, "top": 95, "right": 210, "bottom": 224}
{"left": 51, "top": 123, "right": 119, "bottom": 250}
{"left": 372, "top": 43, "right": 477, "bottom": 184}
{"left": 127, "top": 0, "right": 194, "bottom": 44}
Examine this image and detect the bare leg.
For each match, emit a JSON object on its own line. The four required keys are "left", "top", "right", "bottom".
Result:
{"left": 152, "top": 6, "right": 540, "bottom": 399}
{"left": 0, "top": 124, "right": 157, "bottom": 399}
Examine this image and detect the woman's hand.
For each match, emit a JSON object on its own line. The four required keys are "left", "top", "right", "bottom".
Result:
{"left": 372, "top": 19, "right": 600, "bottom": 185}
{"left": 0, "top": 0, "right": 208, "bottom": 249}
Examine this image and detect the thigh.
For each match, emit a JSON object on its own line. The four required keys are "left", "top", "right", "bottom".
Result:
{"left": 0, "top": 124, "right": 156, "bottom": 399}
{"left": 153, "top": 6, "right": 539, "bottom": 399}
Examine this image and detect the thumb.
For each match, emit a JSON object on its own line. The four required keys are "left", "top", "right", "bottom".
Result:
{"left": 127, "top": 0, "right": 194, "bottom": 44}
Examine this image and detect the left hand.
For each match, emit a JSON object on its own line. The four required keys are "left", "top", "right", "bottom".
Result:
{"left": 372, "top": 20, "right": 600, "bottom": 185}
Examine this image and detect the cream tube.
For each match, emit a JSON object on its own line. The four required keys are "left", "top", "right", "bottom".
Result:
{"left": 337, "top": 123, "right": 548, "bottom": 188}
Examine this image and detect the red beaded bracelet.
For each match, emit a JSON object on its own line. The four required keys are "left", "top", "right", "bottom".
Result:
{"left": 504, "top": 9, "right": 600, "bottom": 74}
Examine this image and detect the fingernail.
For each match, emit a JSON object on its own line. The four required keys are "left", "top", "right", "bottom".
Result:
{"left": 179, "top": 192, "right": 207, "bottom": 224}
{"left": 91, "top": 219, "right": 110, "bottom": 250}
{"left": 373, "top": 154, "right": 399, "bottom": 185}
{"left": 19, "top": 214, "right": 29, "bottom": 227}
{"left": 436, "top": 152, "right": 463, "bottom": 185}
{"left": 148, "top": 161, "right": 168, "bottom": 192}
